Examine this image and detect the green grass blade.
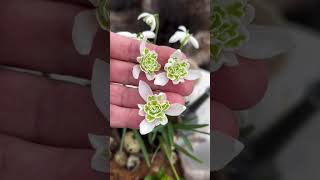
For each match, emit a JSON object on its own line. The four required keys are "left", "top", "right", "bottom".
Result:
{"left": 133, "top": 130, "right": 151, "bottom": 167}
{"left": 175, "top": 144, "right": 203, "bottom": 164}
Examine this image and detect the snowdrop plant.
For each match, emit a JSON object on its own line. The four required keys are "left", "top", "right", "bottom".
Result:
{"left": 169, "top": 26, "right": 199, "bottom": 49}
{"left": 154, "top": 50, "right": 201, "bottom": 86}
{"left": 72, "top": 0, "right": 109, "bottom": 55}
{"left": 138, "top": 81, "right": 186, "bottom": 135}
{"left": 137, "top": 12, "right": 158, "bottom": 32}
{"left": 133, "top": 38, "right": 161, "bottom": 80}
{"left": 211, "top": 0, "right": 293, "bottom": 71}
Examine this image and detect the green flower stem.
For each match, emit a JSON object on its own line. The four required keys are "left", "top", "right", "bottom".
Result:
{"left": 153, "top": 14, "right": 160, "bottom": 44}
{"left": 160, "top": 137, "right": 180, "bottom": 180}
{"left": 119, "top": 128, "right": 127, "bottom": 152}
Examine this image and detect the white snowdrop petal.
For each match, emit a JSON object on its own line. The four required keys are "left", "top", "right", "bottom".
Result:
{"left": 150, "top": 18, "right": 157, "bottom": 32}
{"left": 91, "top": 59, "right": 108, "bottom": 119}
{"left": 132, "top": 65, "right": 141, "bottom": 79}
{"left": 237, "top": 25, "right": 294, "bottom": 59}
{"left": 185, "top": 70, "right": 201, "bottom": 80}
{"left": 178, "top": 25, "right": 187, "bottom": 32}
{"left": 117, "top": 31, "right": 138, "bottom": 39}
{"left": 72, "top": 10, "right": 99, "bottom": 55}
{"left": 189, "top": 36, "right": 199, "bottom": 49}
{"left": 139, "top": 80, "right": 153, "bottom": 102}
{"left": 154, "top": 72, "right": 170, "bottom": 86}
{"left": 142, "top": 31, "right": 156, "bottom": 39}
{"left": 222, "top": 52, "right": 239, "bottom": 66}
{"left": 139, "top": 119, "right": 157, "bottom": 135}
{"left": 211, "top": 131, "right": 244, "bottom": 171}
{"left": 173, "top": 80, "right": 180, "bottom": 85}
{"left": 137, "top": 12, "right": 151, "bottom": 20}
{"left": 242, "top": 4, "right": 255, "bottom": 26}
{"left": 138, "top": 104, "right": 146, "bottom": 116}
{"left": 170, "top": 49, "right": 183, "bottom": 59}
{"left": 158, "top": 92, "right": 167, "bottom": 101}
{"left": 165, "top": 103, "right": 186, "bottom": 116}
{"left": 169, "top": 31, "right": 186, "bottom": 43}
{"left": 159, "top": 116, "right": 168, "bottom": 125}
{"left": 146, "top": 73, "right": 156, "bottom": 81}
{"left": 140, "top": 37, "right": 147, "bottom": 54}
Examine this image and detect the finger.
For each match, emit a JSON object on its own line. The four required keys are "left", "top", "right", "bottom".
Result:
{"left": 0, "top": 134, "right": 105, "bottom": 180}
{"left": 110, "top": 83, "right": 185, "bottom": 108}
{"left": 0, "top": 1, "right": 105, "bottom": 78}
{"left": 212, "top": 101, "right": 239, "bottom": 138}
{"left": 212, "top": 58, "right": 268, "bottom": 110}
{"left": 110, "top": 59, "right": 194, "bottom": 96}
{"left": 110, "top": 104, "right": 141, "bottom": 129}
{"left": 110, "top": 32, "right": 184, "bottom": 65}
{"left": 0, "top": 68, "right": 106, "bottom": 148}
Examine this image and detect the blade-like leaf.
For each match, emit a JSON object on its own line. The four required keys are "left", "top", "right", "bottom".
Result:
{"left": 174, "top": 123, "right": 209, "bottom": 130}
{"left": 133, "top": 130, "right": 151, "bottom": 167}
{"left": 181, "top": 135, "right": 193, "bottom": 152}
{"left": 175, "top": 144, "right": 203, "bottom": 163}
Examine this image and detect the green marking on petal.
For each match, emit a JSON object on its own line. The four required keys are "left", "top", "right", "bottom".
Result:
{"left": 143, "top": 94, "right": 170, "bottom": 123}
{"left": 138, "top": 48, "right": 161, "bottom": 75}
{"left": 211, "top": 0, "right": 251, "bottom": 61}
{"left": 164, "top": 57, "right": 189, "bottom": 82}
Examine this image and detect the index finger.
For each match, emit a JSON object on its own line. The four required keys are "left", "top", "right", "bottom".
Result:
{"left": 110, "top": 32, "right": 181, "bottom": 65}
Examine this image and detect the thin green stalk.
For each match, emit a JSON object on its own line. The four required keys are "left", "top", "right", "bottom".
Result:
{"left": 159, "top": 137, "right": 180, "bottom": 180}
{"left": 153, "top": 14, "right": 160, "bottom": 44}
{"left": 119, "top": 128, "right": 127, "bottom": 152}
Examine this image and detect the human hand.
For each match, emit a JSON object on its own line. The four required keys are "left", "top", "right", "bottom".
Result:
{"left": 110, "top": 32, "right": 195, "bottom": 128}
{"left": 0, "top": 1, "right": 106, "bottom": 179}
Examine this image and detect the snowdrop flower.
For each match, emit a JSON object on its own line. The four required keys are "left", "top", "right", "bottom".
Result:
{"left": 88, "top": 134, "right": 109, "bottom": 173}
{"left": 138, "top": 81, "right": 186, "bottom": 135}
{"left": 169, "top": 26, "right": 199, "bottom": 49}
{"left": 132, "top": 38, "right": 161, "bottom": 80}
{"left": 116, "top": 31, "right": 156, "bottom": 40}
{"left": 137, "top": 12, "right": 157, "bottom": 32}
{"left": 72, "top": 0, "right": 108, "bottom": 55}
{"left": 211, "top": 0, "right": 293, "bottom": 71}
{"left": 154, "top": 50, "right": 201, "bottom": 86}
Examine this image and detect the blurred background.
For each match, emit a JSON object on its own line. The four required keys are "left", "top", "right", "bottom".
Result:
{"left": 226, "top": 0, "right": 320, "bottom": 180}
{"left": 110, "top": 0, "right": 320, "bottom": 179}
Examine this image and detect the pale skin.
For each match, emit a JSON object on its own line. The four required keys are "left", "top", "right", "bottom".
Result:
{"left": 0, "top": 0, "right": 268, "bottom": 179}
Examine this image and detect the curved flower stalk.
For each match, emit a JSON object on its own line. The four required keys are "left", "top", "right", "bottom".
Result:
{"left": 132, "top": 38, "right": 161, "bottom": 80}
{"left": 211, "top": 131, "right": 244, "bottom": 171}
{"left": 211, "top": 0, "right": 293, "bottom": 71}
{"left": 72, "top": 0, "right": 109, "bottom": 55}
{"left": 154, "top": 50, "right": 201, "bottom": 86}
{"left": 137, "top": 12, "right": 157, "bottom": 32}
{"left": 116, "top": 31, "right": 156, "bottom": 40}
{"left": 138, "top": 81, "right": 186, "bottom": 135}
{"left": 169, "top": 26, "right": 199, "bottom": 49}
{"left": 88, "top": 134, "right": 109, "bottom": 173}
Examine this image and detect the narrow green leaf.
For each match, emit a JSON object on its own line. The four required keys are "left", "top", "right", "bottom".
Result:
{"left": 133, "top": 130, "right": 151, "bottom": 167}
{"left": 167, "top": 122, "right": 174, "bottom": 150}
{"left": 181, "top": 135, "right": 193, "bottom": 152}
{"left": 175, "top": 144, "right": 203, "bottom": 163}
{"left": 119, "top": 128, "right": 127, "bottom": 152}
{"left": 174, "top": 123, "right": 209, "bottom": 130}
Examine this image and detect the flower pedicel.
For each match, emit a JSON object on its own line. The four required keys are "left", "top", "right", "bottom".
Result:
{"left": 138, "top": 81, "right": 186, "bottom": 135}
{"left": 132, "top": 38, "right": 161, "bottom": 80}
